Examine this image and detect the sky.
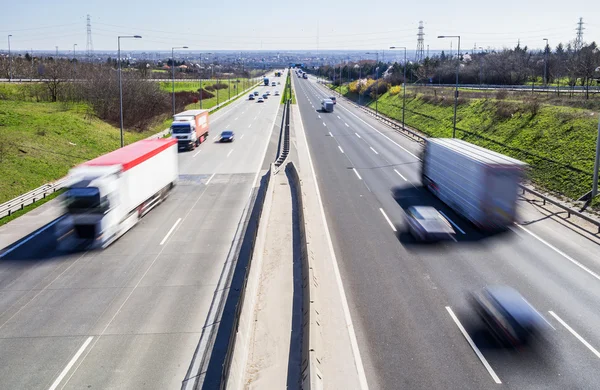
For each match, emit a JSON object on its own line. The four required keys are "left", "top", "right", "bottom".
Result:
{"left": 1, "top": 0, "right": 598, "bottom": 54}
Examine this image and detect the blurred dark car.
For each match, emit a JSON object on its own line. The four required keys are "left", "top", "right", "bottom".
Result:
{"left": 219, "top": 130, "right": 235, "bottom": 142}
{"left": 471, "top": 286, "right": 549, "bottom": 348}
{"left": 404, "top": 206, "right": 455, "bottom": 241}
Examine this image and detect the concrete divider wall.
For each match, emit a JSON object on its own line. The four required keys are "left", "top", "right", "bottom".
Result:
{"left": 286, "top": 162, "right": 324, "bottom": 390}
{"left": 224, "top": 165, "right": 275, "bottom": 389}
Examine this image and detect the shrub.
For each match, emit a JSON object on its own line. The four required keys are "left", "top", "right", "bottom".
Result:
{"left": 496, "top": 90, "right": 508, "bottom": 100}
{"left": 389, "top": 85, "right": 402, "bottom": 95}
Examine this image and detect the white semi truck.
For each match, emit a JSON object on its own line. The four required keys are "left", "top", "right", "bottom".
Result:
{"left": 421, "top": 138, "right": 527, "bottom": 230}
{"left": 171, "top": 110, "right": 210, "bottom": 151}
{"left": 57, "top": 138, "right": 178, "bottom": 249}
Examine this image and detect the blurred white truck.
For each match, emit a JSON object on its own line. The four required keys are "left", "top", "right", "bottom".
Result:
{"left": 421, "top": 138, "right": 526, "bottom": 229}
{"left": 57, "top": 138, "right": 178, "bottom": 249}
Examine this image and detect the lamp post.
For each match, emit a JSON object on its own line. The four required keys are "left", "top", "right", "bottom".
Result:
{"left": 438, "top": 35, "right": 461, "bottom": 138}
{"left": 593, "top": 116, "right": 600, "bottom": 198}
{"left": 478, "top": 46, "right": 484, "bottom": 85}
{"left": 172, "top": 46, "right": 188, "bottom": 116}
{"left": 366, "top": 52, "right": 380, "bottom": 116}
{"left": 118, "top": 35, "right": 142, "bottom": 148}
{"left": 199, "top": 52, "right": 212, "bottom": 109}
{"left": 8, "top": 35, "right": 12, "bottom": 82}
{"left": 543, "top": 38, "right": 549, "bottom": 88}
{"left": 390, "top": 46, "right": 407, "bottom": 130}
{"left": 73, "top": 43, "right": 77, "bottom": 79}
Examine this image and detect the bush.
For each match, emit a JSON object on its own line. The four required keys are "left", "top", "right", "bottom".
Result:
{"left": 389, "top": 85, "right": 402, "bottom": 95}
{"left": 496, "top": 90, "right": 508, "bottom": 100}
{"left": 524, "top": 97, "right": 541, "bottom": 116}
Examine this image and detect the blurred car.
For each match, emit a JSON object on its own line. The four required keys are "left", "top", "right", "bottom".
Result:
{"left": 257, "top": 97, "right": 264, "bottom": 103}
{"left": 470, "top": 286, "right": 550, "bottom": 348}
{"left": 262, "top": 93, "right": 268, "bottom": 99}
{"left": 266, "top": 91, "right": 271, "bottom": 95}
{"left": 277, "top": 81, "right": 281, "bottom": 85}
{"left": 248, "top": 94, "right": 255, "bottom": 100}
{"left": 219, "top": 130, "right": 235, "bottom": 142}
{"left": 254, "top": 91, "right": 259, "bottom": 96}
{"left": 329, "top": 96, "right": 337, "bottom": 104}
{"left": 274, "top": 90, "right": 280, "bottom": 96}
{"left": 404, "top": 206, "right": 455, "bottom": 241}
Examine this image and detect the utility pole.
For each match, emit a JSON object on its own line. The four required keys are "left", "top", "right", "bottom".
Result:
{"left": 593, "top": 115, "right": 600, "bottom": 198}
{"left": 171, "top": 46, "right": 188, "bottom": 116}
{"left": 7, "top": 35, "right": 12, "bottom": 82}
{"left": 56, "top": 46, "right": 58, "bottom": 57}
{"left": 543, "top": 38, "right": 549, "bottom": 88}
{"left": 438, "top": 35, "right": 461, "bottom": 138}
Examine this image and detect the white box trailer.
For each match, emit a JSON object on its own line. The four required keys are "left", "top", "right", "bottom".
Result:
{"left": 57, "top": 139, "right": 178, "bottom": 249}
{"left": 421, "top": 138, "right": 527, "bottom": 229}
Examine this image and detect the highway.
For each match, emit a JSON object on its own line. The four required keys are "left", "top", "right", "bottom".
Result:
{"left": 294, "top": 72, "right": 600, "bottom": 390}
{"left": 0, "top": 73, "right": 285, "bottom": 389}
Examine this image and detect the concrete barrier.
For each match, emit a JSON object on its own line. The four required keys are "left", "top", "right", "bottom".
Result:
{"left": 286, "top": 162, "right": 324, "bottom": 390}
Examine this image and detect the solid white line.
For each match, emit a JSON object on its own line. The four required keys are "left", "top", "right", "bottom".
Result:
{"left": 393, "top": 169, "right": 407, "bottom": 181}
{"left": 295, "top": 104, "right": 369, "bottom": 390}
{"left": 227, "top": 149, "right": 234, "bottom": 157}
{"left": 338, "top": 146, "right": 344, "bottom": 153}
{"left": 345, "top": 123, "right": 349, "bottom": 127}
{"left": 323, "top": 122, "right": 327, "bottom": 127}
{"left": 370, "top": 146, "right": 379, "bottom": 155}
{"left": 48, "top": 337, "right": 94, "bottom": 390}
{"left": 355, "top": 132, "right": 361, "bottom": 139}
{"left": 160, "top": 218, "right": 181, "bottom": 246}
{"left": 446, "top": 307, "right": 502, "bottom": 384}
{"left": 438, "top": 210, "right": 466, "bottom": 234}
{"left": 549, "top": 311, "right": 600, "bottom": 358}
{"left": 353, "top": 168, "right": 362, "bottom": 180}
{"left": 205, "top": 172, "right": 216, "bottom": 185}
{"left": 338, "top": 104, "right": 420, "bottom": 160}
{"left": 240, "top": 134, "right": 245, "bottom": 139}
{"left": 515, "top": 225, "right": 600, "bottom": 282}
{"left": 192, "top": 150, "right": 201, "bottom": 158}
{"left": 379, "top": 208, "right": 397, "bottom": 232}
{"left": 0, "top": 215, "right": 65, "bottom": 258}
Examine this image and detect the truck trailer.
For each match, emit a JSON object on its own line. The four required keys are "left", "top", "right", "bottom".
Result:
{"left": 57, "top": 139, "right": 179, "bottom": 249}
{"left": 421, "top": 138, "right": 526, "bottom": 230}
{"left": 170, "top": 110, "right": 210, "bottom": 151}
{"left": 263, "top": 77, "right": 269, "bottom": 86}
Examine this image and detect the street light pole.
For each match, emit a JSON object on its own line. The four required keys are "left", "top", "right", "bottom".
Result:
{"left": 118, "top": 35, "right": 142, "bottom": 148}
{"left": 73, "top": 43, "right": 77, "bottom": 79}
{"left": 366, "top": 52, "right": 380, "bottom": 116}
{"left": 172, "top": 46, "right": 188, "bottom": 116}
{"left": 478, "top": 47, "right": 484, "bottom": 85}
{"left": 593, "top": 115, "right": 600, "bottom": 198}
{"left": 390, "top": 46, "right": 407, "bottom": 130}
{"left": 438, "top": 35, "right": 461, "bottom": 138}
{"left": 543, "top": 38, "right": 549, "bottom": 88}
{"left": 8, "top": 35, "right": 12, "bottom": 82}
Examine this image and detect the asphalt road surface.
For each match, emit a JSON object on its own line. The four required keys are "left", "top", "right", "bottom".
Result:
{"left": 294, "top": 72, "right": 600, "bottom": 390}
{"left": 0, "top": 72, "right": 286, "bottom": 389}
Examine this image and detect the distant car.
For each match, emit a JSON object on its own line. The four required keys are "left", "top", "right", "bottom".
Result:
{"left": 266, "top": 91, "right": 270, "bottom": 95}
{"left": 329, "top": 96, "right": 337, "bottom": 104}
{"left": 254, "top": 91, "right": 260, "bottom": 96}
{"left": 271, "top": 82, "right": 276, "bottom": 86}
{"left": 404, "top": 206, "right": 455, "bottom": 241}
{"left": 219, "top": 130, "right": 235, "bottom": 142}
{"left": 262, "top": 93, "right": 268, "bottom": 99}
{"left": 277, "top": 81, "right": 281, "bottom": 85}
{"left": 274, "top": 91, "right": 280, "bottom": 96}
{"left": 249, "top": 94, "right": 255, "bottom": 100}
{"left": 257, "top": 97, "right": 264, "bottom": 103}
{"left": 470, "top": 286, "right": 550, "bottom": 348}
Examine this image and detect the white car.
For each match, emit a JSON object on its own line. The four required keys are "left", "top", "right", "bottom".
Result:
{"left": 274, "top": 91, "right": 280, "bottom": 96}
{"left": 405, "top": 206, "right": 455, "bottom": 241}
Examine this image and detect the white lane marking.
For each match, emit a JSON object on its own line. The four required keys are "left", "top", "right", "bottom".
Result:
{"left": 213, "top": 135, "right": 218, "bottom": 140}
{"left": 337, "top": 115, "right": 341, "bottom": 119}
{"left": 549, "top": 311, "right": 600, "bottom": 358}
{"left": 515, "top": 225, "right": 600, "bottom": 282}
{"left": 318, "top": 115, "right": 321, "bottom": 119}
{"left": 248, "top": 124, "right": 252, "bottom": 128}
{"left": 192, "top": 150, "right": 201, "bottom": 158}
{"left": 234, "top": 117, "right": 238, "bottom": 121}
{"left": 226, "top": 124, "right": 231, "bottom": 128}
{"left": 345, "top": 123, "right": 349, "bottom": 127}
{"left": 227, "top": 149, "right": 234, "bottom": 157}
{"left": 323, "top": 122, "right": 327, "bottom": 127}
{"left": 353, "top": 168, "right": 362, "bottom": 180}
{"left": 240, "top": 134, "right": 245, "bottom": 139}
{"left": 205, "top": 172, "right": 216, "bottom": 185}
{"left": 355, "top": 133, "right": 362, "bottom": 139}
{"left": 438, "top": 210, "right": 466, "bottom": 234}
{"left": 329, "top": 131, "right": 333, "bottom": 137}
{"left": 0, "top": 215, "right": 65, "bottom": 258}
{"left": 295, "top": 105, "right": 370, "bottom": 390}
{"left": 446, "top": 306, "right": 502, "bottom": 384}
{"left": 394, "top": 169, "right": 407, "bottom": 181}
{"left": 379, "top": 208, "right": 397, "bottom": 232}
{"left": 338, "top": 146, "right": 344, "bottom": 154}
{"left": 338, "top": 104, "right": 420, "bottom": 160}
{"left": 254, "top": 116, "right": 257, "bottom": 120}
{"left": 48, "top": 337, "right": 94, "bottom": 390}
{"left": 369, "top": 146, "right": 379, "bottom": 155}
{"left": 160, "top": 218, "right": 182, "bottom": 246}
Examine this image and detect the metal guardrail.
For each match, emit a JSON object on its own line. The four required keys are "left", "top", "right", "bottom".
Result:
{"left": 275, "top": 99, "right": 291, "bottom": 167}
{"left": 328, "top": 86, "right": 600, "bottom": 234}
{"left": 0, "top": 178, "right": 68, "bottom": 219}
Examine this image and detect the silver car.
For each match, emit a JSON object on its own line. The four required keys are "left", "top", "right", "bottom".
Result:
{"left": 405, "top": 206, "right": 455, "bottom": 241}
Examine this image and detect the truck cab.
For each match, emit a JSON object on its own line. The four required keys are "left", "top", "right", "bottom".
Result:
{"left": 321, "top": 99, "right": 334, "bottom": 112}
{"left": 171, "top": 119, "right": 199, "bottom": 150}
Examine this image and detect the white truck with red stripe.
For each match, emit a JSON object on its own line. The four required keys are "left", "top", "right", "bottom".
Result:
{"left": 57, "top": 139, "right": 178, "bottom": 249}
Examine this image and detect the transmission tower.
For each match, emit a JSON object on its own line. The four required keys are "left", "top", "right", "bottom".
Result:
{"left": 575, "top": 17, "right": 584, "bottom": 51}
{"left": 416, "top": 21, "right": 425, "bottom": 62}
{"left": 86, "top": 14, "right": 94, "bottom": 58}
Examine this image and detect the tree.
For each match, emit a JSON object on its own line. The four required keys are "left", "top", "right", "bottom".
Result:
{"left": 40, "top": 59, "right": 68, "bottom": 102}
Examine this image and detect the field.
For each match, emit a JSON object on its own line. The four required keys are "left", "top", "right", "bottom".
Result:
{"left": 0, "top": 99, "right": 155, "bottom": 203}
{"left": 330, "top": 84, "right": 600, "bottom": 206}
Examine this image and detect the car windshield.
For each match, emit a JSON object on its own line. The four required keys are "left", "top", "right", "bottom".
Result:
{"left": 221, "top": 131, "right": 233, "bottom": 136}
